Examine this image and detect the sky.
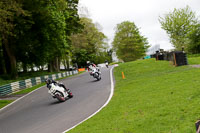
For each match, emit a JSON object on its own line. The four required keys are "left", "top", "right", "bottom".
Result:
{"left": 78, "top": 0, "right": 200, "bottom": 51}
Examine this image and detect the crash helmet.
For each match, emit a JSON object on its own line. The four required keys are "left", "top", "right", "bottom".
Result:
{"left": 45, "top": 78, "right": 52, "bottom": 84}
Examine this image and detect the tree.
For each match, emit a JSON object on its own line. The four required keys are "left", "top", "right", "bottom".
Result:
{"left": 14, "top": 0, "right": 81, "bottom": 72}
{"left": 112, "top": 21, "right": 149, "bottom": 62}
{"left": 188, "top": 24, "right": 200, "bottom": 54}
{"left": 0, "top": 37, "right": 6, "bottom": 74}
{"left": 159, "top": 6, "right": 198, "bottom": 51}
{"left": 0, "top": 0, "right": 83, "bottom": 78}
{"left": 39, "top": 0, "right": 82, "bottom": 72}
{"left": 70, "top": 17, "right": 108, "bottom": 67}
{"left": 10, "top": 0, "right": 68, "bottom": 72}
{"left": 0, "top": 0, "right": 29, "bottom": 78}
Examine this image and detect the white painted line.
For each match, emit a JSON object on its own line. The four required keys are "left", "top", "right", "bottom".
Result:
{"left": 62, "top": 65, "right": 116, "bottom": 133}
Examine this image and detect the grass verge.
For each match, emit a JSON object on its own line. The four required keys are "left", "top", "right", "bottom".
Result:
{"left": 0, "top": 100, "right": 14, "bottom": 109}
{"left": 12, "top": 83, "right": 46, "bottom": 95}
{"left": 67, "top": 58, "right": 200, "bottom": 133}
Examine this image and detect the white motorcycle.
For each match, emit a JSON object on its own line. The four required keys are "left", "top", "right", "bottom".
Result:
{"left": 89, "top": 66, "right": 101, "bottom": 81}
{"left": 105, "top": 62, "right": 109, "bottom": 68}
{"left": 48, "top": 83, "right": 73, "bottom": 102}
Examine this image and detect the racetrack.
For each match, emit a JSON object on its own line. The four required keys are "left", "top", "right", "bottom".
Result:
{"left": 0, "top": 66, "right": 114, "bottom": 133}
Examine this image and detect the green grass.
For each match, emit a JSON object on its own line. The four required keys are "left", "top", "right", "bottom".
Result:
{"left": 188, "top": 56, "right": 200, "bottom": 65}
{"left": 0, "top": 78, "right": 17, "bottom": 86}
{"left": 187, "top": 54, "right": 200, "bottom": 58}
{"left": 67, "top": 58, "right": 200, "bottom": 133}
{"left": 0, "top": 100, "right": 14, "bottom": 109}
{"left": 109, "top": 62, "right": 122, "bottom": 65}
{"left": 12, "top": 83, "right": 46, "bottom": 95}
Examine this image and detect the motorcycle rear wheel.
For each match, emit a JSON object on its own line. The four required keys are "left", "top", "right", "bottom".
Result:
{"left": 55, "top": 92, "right": 65, "bottom": 102}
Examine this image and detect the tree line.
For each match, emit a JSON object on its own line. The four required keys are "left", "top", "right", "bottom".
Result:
{"left": 112, "top": 21, "right": 149, "bottom": 62}
{"left": 2, "top": 1, "right": 196, "bottom": 80}
{"left": 112, "top": 6, "right": 200, "bottom": 63}
{"left": 159, "top": 6, "right": 200, "bottom": 53}
{"left": 0, "top": 0, "right": 111, "bottom": 79}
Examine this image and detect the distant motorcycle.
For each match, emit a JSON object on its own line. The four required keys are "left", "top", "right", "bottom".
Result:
{"left": 89, "top": 66, "right": 101, "bottom": 81}
{"left": 47, "top": 83, "right": 73, "bottom": 102}
{"left": 105, "top": 62, "right": 109, "bottom": 68}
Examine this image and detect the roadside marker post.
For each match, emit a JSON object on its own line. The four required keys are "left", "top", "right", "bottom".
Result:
{"left": 122, "top": 72, "right": 125, "bottom": 79}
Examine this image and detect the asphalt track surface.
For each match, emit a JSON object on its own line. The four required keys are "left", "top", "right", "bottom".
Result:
{"left": 0, "top": 66, "right": 114, "bottom": 133}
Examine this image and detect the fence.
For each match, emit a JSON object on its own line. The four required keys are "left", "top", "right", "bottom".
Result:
{"left": 0, "top": 70, "right": 78, "bottom": 96}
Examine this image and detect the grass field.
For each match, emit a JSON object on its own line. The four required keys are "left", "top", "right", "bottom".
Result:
{"left": 67, "top": 58, "right": 200, "bottom": 133}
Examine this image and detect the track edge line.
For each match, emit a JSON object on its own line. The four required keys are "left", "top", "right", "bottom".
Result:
{"left": 62, "top": 65, "right": 117, "bottom": 133}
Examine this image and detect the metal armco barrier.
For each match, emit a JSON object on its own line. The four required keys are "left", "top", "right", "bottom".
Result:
{"left": 0, "top": 70, "right": 78, "bottom": 96}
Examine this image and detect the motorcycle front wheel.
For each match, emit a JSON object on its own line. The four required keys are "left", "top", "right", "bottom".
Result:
{"left": 68, "top": 92, "right": 73, "bottom": 98}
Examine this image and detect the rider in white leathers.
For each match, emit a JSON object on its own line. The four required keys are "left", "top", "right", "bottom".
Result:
{"left": 45, "top": 78, "right": 73, "bottom": 97}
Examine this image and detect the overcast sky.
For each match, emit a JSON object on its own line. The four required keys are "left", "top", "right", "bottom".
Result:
{"left": 78, "top": 0, "right": 200, "bottom": 50}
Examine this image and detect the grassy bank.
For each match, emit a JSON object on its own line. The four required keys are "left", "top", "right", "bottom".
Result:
{"left": 188, "top": 56, "right": 200, "bottom": 65}
{"left": 68, "top": 58, "right": 200, "bottom": 133}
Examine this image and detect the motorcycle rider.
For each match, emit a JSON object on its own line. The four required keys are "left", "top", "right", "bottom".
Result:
{"left": 86, "top": 61, "right": 96, "bottom": 71}
{"left": 86, "top": 61, "right": 100, "bottom": 73}
{"left": 105, "top": 60, "right": 109, "bottom": 68}
{"left": 45, "top": 78, "right": 73, "bottom": 97}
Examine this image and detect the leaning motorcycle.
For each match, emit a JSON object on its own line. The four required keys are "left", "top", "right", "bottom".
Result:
{"left": 47, "top": 83, "right": 73, "bottom": 102}
{"left": 89, "top": 67, "right": 101, "bottom": 81}
{"left": 105, "top": 62, "right": 109, "bottom": 68}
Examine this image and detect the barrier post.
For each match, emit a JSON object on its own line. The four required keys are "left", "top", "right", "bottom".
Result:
{"left": 122, "top": 72, "right": 125, "bottom": 79}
